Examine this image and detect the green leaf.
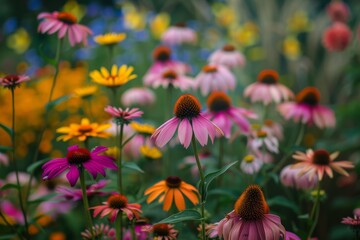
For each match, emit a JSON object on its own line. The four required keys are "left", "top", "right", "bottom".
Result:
{"left": 27, "top": 193, "right": 57, "bottom": 205}
{"left": 158, "top": 210, "right": 202, "bottom": 224}
{"left": 0, "top": 123, "right": 13, "bottom": 137}
{"left": 122, "top": 162, "right": 144, "bottom": 173}
{"left": 298, "top": 213, "right": 309, "bottom": 219}
{"left": 0, "top": 145, "right": 12, "bottom": 152}
{"left": 0, "top": 234, "right": 16, "bottom": 239}
{"left": 27, "top": 158, "right": 50, "bottom": 173}
{"left": 0, "top": 183, "right": 19, "bottom": 190}
{"left": 267, "top": 196, "right": 300, "bottom": 214}
{"left": 45, "top": 95, "right": 72, "bottom": 111}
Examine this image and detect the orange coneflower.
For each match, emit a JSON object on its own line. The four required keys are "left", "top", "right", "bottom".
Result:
{"left": 144, "top": 176, "right": 199, "bottom": 211}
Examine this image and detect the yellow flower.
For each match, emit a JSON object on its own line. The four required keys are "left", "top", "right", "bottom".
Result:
{"left": 105, "top": 146, "right": 119, "bottom": 159}
{"left": 140, "top": 145, "right": 162, "bottom": 159}
{"left": 90, "top": 64, "right": 137, "bottom": 88}
{"left": 63, "top": 0, "right": 86, "bottom": 21}
{"left": 74, "top": 85, "right": 98, "bottom": 98}
{"left": 230, "top": 22, "right": 259, "bottom": 47}
{"left": 6, "top": 28, "right": 31, "bottom": 54}
{"left": 56, "top": 118, "right": 111, "bottom": 142}
{"left": 283, "top": 36, "right": 301, "bottom": 60}
{"left": 212, "top": 3, "right": 237, "bottom": 27}
{"left": 288, "top": 11, "right": 310, "bottom": 33}
{"left": 123, "top": 3, "right": 147, "bottom": 31}
{"left": 130, "top": 122, "right": 155, "bottom": 135}
{"left": 150, "top": 13, "right": 170, "bottom": 39}
{"left": 94, "top": 33, "right": 127, "bottom": 46}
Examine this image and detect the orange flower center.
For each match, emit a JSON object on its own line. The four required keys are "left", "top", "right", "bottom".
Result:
{"left": 153, "top": 223, "right": 170, "bottom": 236}
{"left": 67, "top": 148, "right": 91, "bottom": 164}
{"left": 165, "top": 176, "right": 182, "bottom": 188}
{"left": 234, "top": 185, "right": 269, "bottom": 221}
{"left": 175, "top": 22, "right": 186, "bottom": 28}
{"left": 108, "top": 194, "right": 128, "bottom": 209}
{"left": 257, "top": 69, "right": 279, "bottom": 84}
{"left": 312, "top": 149, "right": 330, "bottom": 165}
{"left": 296, "top": 87, "right": 320, "bottom": 106}
{"left": 174, "top": 94, "right": 201, "bottom": 119}
{"left": 2, "top": 75, "right": 20, "bottom": 84}
{"left": 202, "top": 65, "right": 218, "bottom": 73}
{"left": 256, "top": 130, "right": 267, "bottom": 138}
{"left": 162, "top": 70, "right": 177, "bottom": 80}
{"left": 207, "top": 91, "right": 231, "bottom": 112}
{"left": 264, "top": 119, "right": 274, "bottom": 127}
{"left": 153, "top": 46, "right": 171, "bottom": 62}
{"left": 78, "top": 125, "right": 93, "bottom": 134}
{"left": 222, "top": 44, "right": 235, "bottom": 52}
{"left": 57, "top": 12, "right": 77, "bottom": 24}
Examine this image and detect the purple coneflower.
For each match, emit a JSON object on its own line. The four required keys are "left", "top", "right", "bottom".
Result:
{"left": 0, "top": 75, "right": 30, "bottom": 89}
{"left": 208, "top": 44, "right": 246, "bottom": 69}
{"left": 144, "top": 68, "right": 194, "bottom": 91}
{"left": 280, "top": 165, "right": 318, "bottom": 190}
{"left": 161, "top": 22, "right": 197, "bottom": 45}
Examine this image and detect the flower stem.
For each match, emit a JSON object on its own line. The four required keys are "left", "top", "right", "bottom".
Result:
{"left": 191, "top": 135, "right": 206, "bottom": 240}
{"left": 115, "top": 213, "right": 123, "bottom": 240}
{"left": 307, "top": 182, "right": 321, "bottom": 239}
{"left": 117, "top": 123, "right": 124, "bottom": 194}
{"left": 48, "top": 38, "right": 63, "bottom": 102}
{"left": 79, "top": 167, "right": 95, "bottom": 240}
{"left": 217, "top": 137, "right": 224, "bottom": 185}
{"left": 130, "top": 220, "right": 136, "bottom": 240}
{"left": 295, "top": 123, "right": 305, "bottom": 146}
{"left": 0, "top": 211, "right": 24, "bottom": 240}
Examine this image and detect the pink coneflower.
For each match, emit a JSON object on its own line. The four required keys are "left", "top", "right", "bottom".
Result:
{"left": 204, "top": 91, "right": 257, "bottom": 138}
{"left": 161, "top": 23, "right": 197, "bottom": 45}
{"left": 151, "top": 94, "right": 223, "bottom": 148}
{"left": 105, "top": 106, "right": 143, "bottom": 124}
{"left": 6, "top": 172, "right": 35, "bottom": 186}
{"left": 42, "top": 145, "right": 117, "bottom": 186}
{"left": 144, "top": 68, "right": 194, "bottom": 91}
{"left": 181, "top": 149, "right": 212, "bottom": 177}
{"left": 286, "top": 231, "right": 301, "bottom": 240}
{"left": 218, "top": 185, "right": 286, "bottom": 240}
{"left": 0, "top": 75, "right": 30, "bottom": 89}
{"left": 326, "top": 2, "right": 350, "bottom": 23}
{"left": 124, "top": 224, "right": 150, "bottom": 240}
{"left": 0, "top": 153, "right": 9, "bottom": 166}
{"left": 292, "top": 149, "right": 354, "bottom": 181}
{"left": 81, "top": 224, "right": 115, "bottom": 240}
{"left": 241, "top": 154, "right": 263, "bottom": 174}
{"left": 244, "top": 69, "right": 294, "bottom": 105}
{"left": 342, "top": 209, "right": 360, "bottom": 238}
{"left": 143, "top": 223, "right": 178, "bottom": 240}
{"left": 37, "top": 11, "right": 92, "bottom": 46}
{"left": 277, "top": 87, "right": 336, "bottom": 128}
{"left": 280, "top": 165, "right": 318, "bottom": 190}
{"left": 195, "top": 64, "right": 236, "bottom": 96}
{"left": 263, "top": 119, "right": 284, "bottom": 140}
{"left": 322, "top": 22, "right": 352, "bottom": 52}
{"left": 91, "top": 193, "right": 142, "bottom": 222}
{"left": 56, "top": 180, "right": 108, "bottom": 201}
{"left": 208, "top": 44, "right": 246, "bottom": 69}
{"left": 0, "top": 201, "right": 24, "bottom": 224}
{"left": 121, "top": 87, "right": 155, "bottom": 107}
{"left": 248, "top": 129, "right": 279, "bottom": 154}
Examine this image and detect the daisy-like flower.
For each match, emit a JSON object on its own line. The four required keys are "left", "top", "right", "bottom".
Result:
{"left": 161, "top": 22, "right": 197, "bottom": 45}
{"left": 73, "top": 85, "right": 98, "bottom": 99}
{"left": 342, "top": 209, "right": 360, "bottom": 228}
{"left": 56, "top": 180, "right": 108, "bottom": 201}
{"left": 144, "top": 176, "right": 199, "bottom": 211}
{"left": 56, "top": 118, "right": 111, "bottom": 142}
{"left": 144, "top": 68, "right": 194, "bottom": 91}
{"left": 218, "top": 185, "right": 286, "bottom": 240}
{"left": 140, "top": 145, "right": 162, "bottom": 159}
{"left": 263, "top": 119, "right": 283, "bottom": 140}
{"left": 105, "top": 106, "right": 143, "bottom": 125}
{"left": 244, "top": 69, "right": 294, "bottom": 105}
{"left": 94, "top": 32, "right": 126, "bottom": 46}
{"left": 195, "top": 64, "right": 236, "bottom": 96}
{"left": 143, "top": 223, "right": 178, "bottom": 239}
{"left": 130, "top": 122, "right": 156, "bottom": 136}
{"left": 42, "top": 145, "right": 117, "bottom": 186}
{"left": 326, "top": 1, "right": 350, "bottom": 23}
{"left": 280, "top": 165, "right": 318, "bottom": 190}
{"left": 0, "top": 74, "right": 30, "bottom": 89}
{"left": 322, "top": 22, "right": 352, "bottom": 52}
{"left": 37, "top": 11, "right": 92, "bottom": 46}
{"left": 292, "top": 149, "right": 354, "bottom": 181}
{"left": 91, "top": 193, "right": 142, "bottom": 222}
{"left": 90, "top": 64, "right": 137, "bottom": 88}
{"left": 240, "top": 154, "right": 263, "bottom": 174}
{"left": 121, "top": 87, "right": 155, "bottom": 107}
{"left": 277, "top": 87, "right": 336, "bottom": 128}
{"left": 204, "top": 91, "right": 257, "bottom": 138}
{"left": 124, "top": 222, "right": 150, "bottom": 240}
{"left": 81, "top": 224, "right": 115, "bottom": 240}
{"left": 208, "top": 44, "right": 246, "bottom": 69}
{"left": 151, "top": 94, "right": 223, "bottom": 148}
{"left": 248, "top": 128, "right": 279, "bottom": 154}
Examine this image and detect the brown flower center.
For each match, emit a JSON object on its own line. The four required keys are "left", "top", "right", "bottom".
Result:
{"left": 207, "top": 91, "right": 231, "bottom": 112}
{"left": 312, "top": 149, "right": 330, "bottom": 165}
{"left": 222, "top": 44, "right": 235, "bottom": 52}
{"left": 153, "top": 223, "right": 170, "bottom": 236}
{"left": 174, "top": 94, "right": 201, "bottom": 119}
{"left": 175, "top": 22, "right": 186, "bottom": 28}
{"left": 67, "top": 148, "right": 91, "bottom": 164}
{"left": 296, "top": 87, "right": 320, "bottom": 106}
{"left": 256, "top": 130, "right": 267, "bottom": 138}
{"left": 264, "top": 119, "right": 274, "bottom": 127}
{"left": 257, "top": 69, "right": 279, "bottom": 84}
{"left": 78, "top": 125, "right": 93, "bottom": 134}
{"left": 202, "top": 65, "right": 218, "bottom": 73}
{"left": 162, "top": 70, "right": 177, "bottom": 80}
{"left": 107, "top": 194, "right": 128, "bottom": 209}
{"left": 153, "top": 46, "right": 171, "bottom": 62}
{"left": 234, "top": 185, "right": 269, "bottom": 221}
{"left": 2, "top": 75, "right": 20, "bottom": 84}
{"left": 165, "top": 176, "right": 182, "bottom": 188}
{"left": 57, "top": 12, "right": 77, "bottom": 24}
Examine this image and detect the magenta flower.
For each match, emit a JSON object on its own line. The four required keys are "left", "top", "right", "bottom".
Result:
{"left": 341, "top": 209, "right": 360, "bottom": 234}
{"left": 322, "top": 22, "right": 352, "bottom": 52}
{"left": 42, "top": 145, "right": 117, "bottom": 186}
{"left": 121, "top": 87, "right": 155, "bottom": 107}
{"left": 142, "top": 224, "right": 178, "bottom": 240}
{"left": 0, "top": 201, "right": 24, "bottom": 224}
{"left": 144, "top": 68, "right": 194, "bottom": 91}
{"left": 208, "top": 44, "right": 246, "bottom": 69}
{"left": 37, "top": 11, "right": 92, "bottom": 46}
{"left": 277, "top": 87, "right": 336, "bottom": 128}
{"left": 161, "top": 23, "right": 197, "bottom": 45}
{"left": 105, "top": 106, "right": 143, "bottom": 124}
{"left": 0, "top": 75, "right": 30, "bottom": 89}
{"left": 81, "top": 224, "right": 115, "bottom": 240}
{"left": 151, "top": 94, "right": 223, "bottom": 148}
{"left": 56, "top": 180, "right": 109, "bottom": 201}
{"left": 326, "top": 1, "right": 350, "bottom": 23}
{"left": 124, "top": 224, "right": 151, "bottom": 240}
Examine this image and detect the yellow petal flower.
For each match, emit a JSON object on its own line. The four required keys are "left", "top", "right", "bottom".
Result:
{"left": 94, "top": 32, "right": 127, "bottom": 45}
{"left": 90, "top": 65, "right": 136, "bottom": 88}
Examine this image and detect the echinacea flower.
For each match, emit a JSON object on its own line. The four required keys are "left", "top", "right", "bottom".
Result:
{"left": 42, "top": 145, "right": 117, "bottom": 186}
{"left": 0, "top": 75, "right": 30, "bottom": 89}
{"left": 342, "top": 209, "right": 360, "bottom": 231}
{"left": 218, "top": 185, "right": 286, "bottom": 240}
{"left": 140, "top": 145, "right": 162, "bottom": 159}
{"left": 144, "top": 68, "right": 194, "bottom": 91}
{"left": 56, "top": 180, "right": 108, "bottom": 201}
{"left": 244, "top": 69, "right": 294, "bottom": 105}
{"left": 94, "top": 32, "right": 126, "bottom": 46}
{"left": 291, "top": 149, "right": 354, "bottom": 181}
{"left": 90, "top": 64, "right": 137, "bottom": 88}
{"left": 144, "top": 176, "right": 199, "bottom": 211}
{"left": 143, "top": 223, "right": 178, "bottom": 240}
{"left": 200, "top": 223, "right": 219, "bottom": 239}
{"left": 37, "top": 11, "right": 92, "bottom": 46}
{"left": 0, "top": 201, "right": 24, "bottom": 224}
{"left": 105, "top": 106, "right": 143, "bottom": 125}
{"left": 277, "top": 87, "right": 336, "bottom": 128}
{"left": 121, "top": 87, "right": 155, "bottom": 107}
{"left": 73, "top": 85, "right": 98, "bottom": 98}
{"left": 161, "top": 22, "right": 197, "bottom": 45}
{"left": 81, "top": 223, "right": 115, "bottom": 240}
{"left": 91, "top": 193, "right": 142, "bottom": 222}
{"left": 280, "top": 165, "right": 318, "bottom": 190}
{"left": 56, "top": 118, "right": 111, "bottom": 142}
{"left": 326, "top": 2, "right": 350, "bottom": 23}
{"left": 248, "top": 128, "right": 279, "bottom": 154}
{"left": 263, "top": 119, "right": 283, "bottom": 140}
{"left": 322, "top": 22, "right": 352, "bottom": 52}
{"left": 241, "top": 154, "right": 263, "bottom": 174}
{"left": 208, "top": 44, "right": 246, "bottom": 69}
{"left": 195, "top": 64, "right": 236, "bottom": 96}
{"left": 204, "top": 91, "right": 257, "bottom": 138}
{"left": 151, "top": 94, "right": 223, "bottom": 148}
{"left": 0, "top": 153, "right": 9, "bottom": 166}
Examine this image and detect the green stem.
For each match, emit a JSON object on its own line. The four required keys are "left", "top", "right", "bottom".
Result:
{"left": 0, "top": 211, "right": 24, "bottom": 240}
{"left": 112, "top": 88, "right": 118, "bottom": 107}
{"left": 115, "top": 213, "right": 123, "bottom": 240}
{"left": 191, "top": 135, "right": 206, "bottom": 240}
{"left": 108, "top": 45, "right": 115, "bottom": 68}
{"left": 295, "top": 123, "right": 305, "bottom": 146}
{"left": 130, "top": 220, "right": 136, "bottom": 240}
{"left": 164, "top": 86, "right": 173, "bottom": 177}
{"left": 217, "top": 137, "right": 224, "bottom": 185}
{"left": 79, "top": 167, "right": 95, "bottom": 240}
{"left": 48, "top": 38, "right": 62, "bottom": 103}
{"left": 307, "top": 182, "right": 321, "bottom": 239}
{"left": 117, "top": 124, "right": 124, "bottom": 194}
{"left": 87, "top": 99, "right": 94, "bottom": 120}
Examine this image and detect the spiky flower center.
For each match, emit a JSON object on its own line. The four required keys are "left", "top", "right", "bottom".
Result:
{"left": 256, "top": 130, "right": 267, "bottom": 138}
{"left": 202, "top": 65, "right": 218, "bottom": 73}
{"left": 67, "top": 148, "right": 91, "bottom": 164}
{"left": 234, "top": 185, "right": 269, "bottom": 221}
{"left": 162, "top": 70, "right": 177, "bottom": 80}
{"left": 222, "top": 44, "right": 235, "bottom": 52}
{"left": 207, "top": 92, "right": 231, "bottom": 112}
{"left": 296, "top": 87, "right": 320, "bottom": 106}
{"left": 165, "top": 176, "right": 182, "bottom": 188}
{"left": 174, "top": 94, "right": 201, "bottom": 119}
{"left": 108, "top": 194, "right": 128, "bottom": 209}
{"left": 257, "top": 70, "right": 279, "bottom": 84}
{"left": 78, "top": 125, "right": 93, "bottom": 134}
{"left": 57, "top": 12, "right": 77, "bottom": 24}
{"left": 2, "top": 75, "right": 20, "bottom": 85}
{"left": 244, "top": 155, "right": 255, "bottom": 163}
{"left": 153, "top": 223, "right": 170, "bottom": 236}
{"left": 153, "top": 46, "right": 171, "bottom": 62}
{"left": 312, "top": 149, "right": 330, "bottom": 165}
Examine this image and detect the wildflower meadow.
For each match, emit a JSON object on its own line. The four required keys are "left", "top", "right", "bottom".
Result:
{"left": 1, "top": 0, "right": 360, "bottom": 239}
